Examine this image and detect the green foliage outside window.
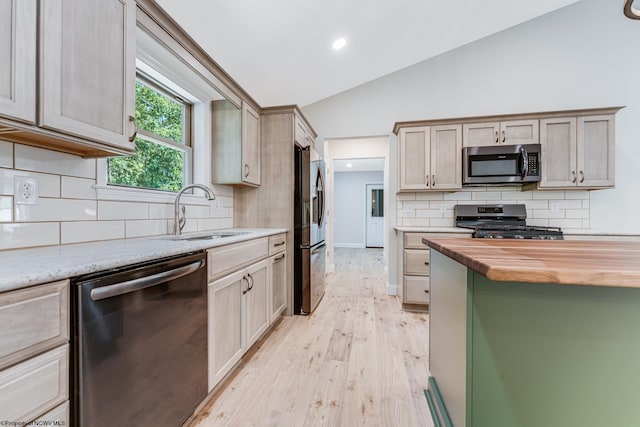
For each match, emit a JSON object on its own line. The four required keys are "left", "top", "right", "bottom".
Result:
{"left": 108, "top": 81, "right": 187, "bottom": 192}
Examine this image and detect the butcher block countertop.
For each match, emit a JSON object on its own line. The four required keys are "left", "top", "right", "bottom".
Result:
{"left": 423, "top": 238, "right": 640, "bottom": 288}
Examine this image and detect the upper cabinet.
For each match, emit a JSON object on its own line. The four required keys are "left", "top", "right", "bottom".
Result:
{"left": 463, "top": 119, "right": 538, "bottom": 147}
{"left": 0, "top": 0, "right": 136, "bottom": 157}
{"left": 394, "top": 107, "right": 621, "bottom": 192}
{"left": 242, "top": 102, "right": 261, "bottom": 186}
{"left": 398, "top": 124, "right": 462, "bottom": 191}
{"left": 294, "top": 115, "right": 315, "bottom": 148}
{"left": 212, "top": 100, "right": 261, "bottom": 187}
{"left": 540, "top": 114, "right": 615, "bottom": 189}
{"left": 0, "top": 0, "right": 37, "bottom": 124}
{"left": 40, "top": 0, "right": 136, "bottom": 152}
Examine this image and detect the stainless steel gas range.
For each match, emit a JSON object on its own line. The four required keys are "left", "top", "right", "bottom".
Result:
{"left": 455, "top": 204, "right": 564, "bottom": 240}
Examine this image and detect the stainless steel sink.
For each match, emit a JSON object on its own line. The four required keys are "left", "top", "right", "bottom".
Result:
{"left": 168, "top": 231, "right": 249, "bottom": 241}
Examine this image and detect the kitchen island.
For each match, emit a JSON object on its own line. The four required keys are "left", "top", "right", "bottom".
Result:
{"left": 422, "top": 238, "right": 640, "bottom": 427}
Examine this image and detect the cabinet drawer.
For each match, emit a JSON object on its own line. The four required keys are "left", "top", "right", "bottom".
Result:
{"left": 404, "top": 249, "right": 430, "bottom": 275}
{"left": 404, "top": 276, "right": 430, "bottom": 305}
{"left": 0, "top": 280, "right": 69, "bottom": 370}
{"left": 0, "top": 345, "right": 68, "bottom": 423}
{"left": 268, "top": 233, "right": 286, "bottom": 255}
{"left": 404, "top": 232, "right": 470, "bottom": 249}
{"left": 34, "top": 401, "right": 69, "bottom": 426}
{"left": 208, "top": 237, "right": 269, "bottom": 282}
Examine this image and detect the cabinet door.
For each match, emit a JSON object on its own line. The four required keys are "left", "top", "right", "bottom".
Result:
{"left": 399, "top": 126, "right": 430, "bottom": 190}
{"left": 40, "top": 0, "right": 136, "bottom": 150}
{"left": 242, "top": 102, "right": 261, "bottom": 186}
{"left": 463, "top": 122, "right": 499, "bottom": 147}
{"left": 500, "top": 119, "right": 539, "bottom": 145}
{"left": 539, "top": 117, "right": 577, "bottom": 188}
{"left": 404, "top": 276, "right": 430, "bottom": 305}
{"left": 294, "top": 116, "right": 308, "bottom": 147}
{"left": 578, "top": 115, "right": 614, "bottom": 188}
{"left": 430, "top": 124, "right": 462, "bottom": 190}
{"left": 245, "top": 259, "right": 270, "bottom": 348}
{"left": 208, "top": 270, "right": 244, "bottom": 390}
{"left": 270, "top": 252, "right": 287, "bottom": 322}
{"left": 0, "top": 0, "right": 36, "bottom": 124}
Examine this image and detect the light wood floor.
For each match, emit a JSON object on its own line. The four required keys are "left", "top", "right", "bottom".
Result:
{"left": 192, "top": 248, "right": 434, "bottom": 427}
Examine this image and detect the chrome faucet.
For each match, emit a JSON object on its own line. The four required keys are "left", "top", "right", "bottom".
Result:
{"left": 173, "top": 184, "right": 216, "bottom": 235}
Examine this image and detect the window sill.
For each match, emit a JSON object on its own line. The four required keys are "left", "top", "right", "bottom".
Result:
{"left": 94, "top": 185, "right": 214, "bottom": 206}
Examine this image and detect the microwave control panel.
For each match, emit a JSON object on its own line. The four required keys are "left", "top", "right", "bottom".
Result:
{"left": 527, "top": 153, "right": 539, "bottom": 176}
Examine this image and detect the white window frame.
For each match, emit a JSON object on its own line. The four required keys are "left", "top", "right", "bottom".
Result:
{"left": 96, "top": 26, "right": 221, "bottom": 205}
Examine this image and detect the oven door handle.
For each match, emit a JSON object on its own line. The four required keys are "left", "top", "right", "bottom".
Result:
{"left": 90, "top": 259, "right": 205, "bottom": 301}
{"left": 519, "top": 147, "right": 529, "bottom": 180}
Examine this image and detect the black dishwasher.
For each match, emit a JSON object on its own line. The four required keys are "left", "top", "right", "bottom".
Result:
{"left": 71, "top": 251, "right": 207, "bottom": 427}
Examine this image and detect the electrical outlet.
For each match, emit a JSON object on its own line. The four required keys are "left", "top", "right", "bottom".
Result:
{"left": 14, "top": 176, "right": 39, "bottom": 205}
{"left": 440, "top": 204, "right": 447, "bottom": 215}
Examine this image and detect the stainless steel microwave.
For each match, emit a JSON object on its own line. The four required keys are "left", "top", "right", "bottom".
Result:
{"left": 462, "top": 143, "right": 541, "bottom": 185}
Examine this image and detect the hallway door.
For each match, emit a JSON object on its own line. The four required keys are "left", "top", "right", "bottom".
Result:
{"left": 366, "top": 184, "right": 384, "bottom": 248}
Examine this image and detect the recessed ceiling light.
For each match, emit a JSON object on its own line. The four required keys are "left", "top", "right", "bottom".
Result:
{"left": 332, "top": 38, "right": 346, "bottom": 50}
{"left": 346, "top": 163, "right": 353, "bottom": 168}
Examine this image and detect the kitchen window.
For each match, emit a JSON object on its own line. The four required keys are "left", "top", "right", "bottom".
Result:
{"left": 107, "top": 76, "right": 192, "bottom": 192}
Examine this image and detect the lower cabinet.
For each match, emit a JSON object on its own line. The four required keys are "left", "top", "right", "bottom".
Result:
{"left": 207, "top": 238, "right": 286, "bottom": 392}
{"left": 0, "top": 280, "right": 69, "bottom": 423}
{"left": 269, "top": 251, "right": 287, "bottom": 322}
{"left": 399, "top": 232, "right": 469, "bottom": 309}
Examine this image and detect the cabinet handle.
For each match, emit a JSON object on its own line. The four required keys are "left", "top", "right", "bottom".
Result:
{"left": 128, "top": 116, "right": 138, "bottom": 142}
{"left": 242, "top": 276, "right": 250, "bottom": 295}
{"left": 274, "top": 254, "right": 285, "bottom": 261}
{"left": 244, "top": 164, "right": 250, "bottom": 178}
{"left": 424, "top": 261, "right": 429, "bottom": 265}
{"left": 571, "top": 171, "right": 577, "bottom": 183}
{"left": 274, "top": 241, "right": 285, "bottom": 247}
{"left": 431, "top": 174, "right": 435, "bottom": 186}
{"left": 424, "top": 290, "right": 428, "bottom": 293}
{"left": 501, "top": 130, "right": 506, "bottom": 143}
{"left": 425, "top": 174, "right": 429, "bottom": 187}
{"left": 495, "top": 130, "right": 499, "bottom": 143}
{"left": 579, "top": 170, "right": 585, "bottom": 183}
{"left": 247, "top": 273, "right": 254, "bottom": 291}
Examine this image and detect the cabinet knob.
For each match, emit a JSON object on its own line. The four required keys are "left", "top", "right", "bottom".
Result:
{"left": 495, "top": 130, "right": 499, "bottom": 143}
{"left": 244, "top": 164, "right": 250, "bottom": 178}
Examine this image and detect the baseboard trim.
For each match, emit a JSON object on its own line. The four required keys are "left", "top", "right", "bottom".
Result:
{"left": 386, "top": 283, "right": 398, "bottom": 296}
{"left": 334, "top": 243, "right": 366, "bottom": 248}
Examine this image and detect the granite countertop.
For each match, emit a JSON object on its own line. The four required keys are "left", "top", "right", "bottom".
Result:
{"left": 0, "top": 228, "right": 287, "bottom": 293}
{"left": 423, "top": 237, "right": 640, "bottom": 288}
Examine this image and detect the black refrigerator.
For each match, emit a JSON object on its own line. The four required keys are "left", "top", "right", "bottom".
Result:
{"left": 294, "top": 145, "right": 326, "bottom": 315}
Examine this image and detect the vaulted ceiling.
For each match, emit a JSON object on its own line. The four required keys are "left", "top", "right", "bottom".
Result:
{"left": 156, "top": 0, "right": 579, "bottom": 107}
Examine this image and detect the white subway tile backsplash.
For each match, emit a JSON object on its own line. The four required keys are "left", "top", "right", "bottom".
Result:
{"left": 197, "top": 218, "right": 220, "bottom": 231}
{"left": 527, "top": 218, "right": 550, "bottom": 227}
{"left": 98, "top": 201, "right": 148, "bottom": 220}
{"left": 403, "top": 201, "right": 430, "bottom": 209}
{"left": 61, "top": 221, "right": 124, "bottom": 244}
{"left": 532, "top": 191, "right": 565, "bottom": 200}
{"left": 430, "top": 217, "right": 455, "bottom": 227}
{"left": 218, "top": 218, "right": 233, "bottom": 229}
{"left": 565, "top": 209, "right": 589, "bottom": 219}
{"left": 415, "top": 209, "right": 442, "bottom": 218}
{"left": 554, "top": 199, "right": 583, "bottom": 209}
{"left": 185, "top": 205, "right": 211, "bottom": 219}
{"left": 402, "top": 218, "right": 431, "bottom": 227}
{"left": 15, "top": 198, "right": 97, "bottom": 222}
{"left": 0, "top": 141, "right": 13, "bottom": 168}
{"left": 502, "top": 191, "right": 533, "bottom": 200}
{"left": 149, "top": 203, "right": 174, "bottom": 219}
{"left": 0, "top": 196, "right": 12, "bottom": 222}
{"left": 218, "top": 195, "right": 233, "bottom": 208}
{"left": 523, "top": 200, "right": 549, "bottom": 209}
{"left": 397, "top": 193, "right": 417, "bottom": 201}
{"left": 582, "top": 200, "right": 590, "bottom": 209}
{"left": 0, "top": 223, "right": 59, "bottom": 250}
{"left": 126, "top": 220, "right": 168, "bottom": 238}
{"left": 61, "top": 176, "right": 96, "bottom": 199}
{"left": 415, "top": 193, "right": 444, "bottom": 201}
{"left": 443, "top": 192, "right": 472, "bottom": 201}
{"left": 472, "top": 191, "right": 501, "bottom": 201}
{"left": 564, "top": 191, "right": 590, "bottom": 200}
{"left": 15, "top": 144, "right": 96, "bottom": 179}
{"left": 0, "top": 169, "right": 61, "bottom": 197}
{"left": 210, "top": 207, "right": 231, "bottom": 218}
{"left": 397, "top": 209, "right": 415, "bottom": 218}
{"left": 531, "top": 210, "right": 565, "bottom": 219}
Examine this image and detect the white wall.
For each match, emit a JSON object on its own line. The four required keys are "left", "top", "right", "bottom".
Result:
{"left": 334, "top": 170, "right": 384, "bottom": 247}
{"left": 303, "top": 0, "right": 640, "bottom": 235}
